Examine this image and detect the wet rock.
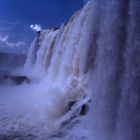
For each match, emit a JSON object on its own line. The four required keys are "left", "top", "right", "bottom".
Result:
{"left": 11, "top": 76, "right": 30, "bottom": 85}
{"left": 2, "top": 75, "right": 30, "bottom": 85}
{"left": 67, "top": 99, "right": 90, "bottom": 116}
{"left": 37, "top": 31, "right": 41, "bottom": 36}
{"left": 68, "top": 100, "right": 77, "bottom": 110}
{"left": 52, "top": 27, "right": 59, "bottom": 31}
{"left": 49, "top": 131, "right": 66, "bottom": 139}
{"left": 80, "top": 104, "right": 89, "bottom": 116}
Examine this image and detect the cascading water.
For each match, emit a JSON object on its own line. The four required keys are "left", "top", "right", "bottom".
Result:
{"left": 24, "top": 1, "right": 93, "bottom": 88}
{"left": 89, "top": 0, "right": 140, "bottom": 140}
{"left": 0, "top": 1, "right": 93, "bottom": 139}
{"left": 0, "top": 0, "right": 140, "bottom": 140}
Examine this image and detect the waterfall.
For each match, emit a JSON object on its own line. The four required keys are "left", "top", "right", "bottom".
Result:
{"left": 0, "top": 2, "right": 94, "bottom": 139}
{"left": 25, "top": 1, "right": 93, "bottom": 87}
{"left": 24, "top": 0, "right": 140, "bottom": 139}
{"left": 89, "top": 0, "right": 140, "bottom": 140}
{"left": 0, "top": 0, "right": 140, "bottom": 139}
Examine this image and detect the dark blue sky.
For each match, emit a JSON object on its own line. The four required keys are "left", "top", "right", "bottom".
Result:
{"left": 0, "top": 0, "right": 85, "bottom": 53}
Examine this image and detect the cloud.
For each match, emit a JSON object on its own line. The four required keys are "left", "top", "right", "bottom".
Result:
{"left": 30, "top": 24, "right": 42, "bottom": 32}
{"left": 6, "top": 41, "right": 25, "bottom": 48}
{"left": 0, "top": 34, "right": 26, "bottom": 48}
{"left": 0, "top": 34, "right": 8, "bottom": 42}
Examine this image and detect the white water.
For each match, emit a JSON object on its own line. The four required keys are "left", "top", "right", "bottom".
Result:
{"left": 89, "top": 0, "right": 140, "bottom": 140}
{"left": 0, "top": 0, "right": 140, "bottom": 140}
{"left": 0, "top": 1, "right": 93, "bottom": 139}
